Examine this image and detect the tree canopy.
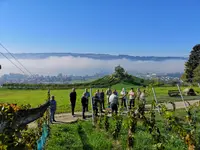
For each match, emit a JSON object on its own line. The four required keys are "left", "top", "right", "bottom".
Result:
{"left": 114, "top": 65, "right": 125, "bottom": 78}
{"left": 193, "top": 64, "right": 200, "bottom": 83}
{"left": 184, "top": 44, "right": 200, "bottom": 83}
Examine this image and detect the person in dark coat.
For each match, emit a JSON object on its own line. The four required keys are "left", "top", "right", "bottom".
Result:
{"left": 92, "top": 95, "right": 98, "bottom": 116}
{"left": 100, "top": 89, "right": 105, "bottom": 110}
{"left": 70, "top": 88, "right": 77, "bottom": 117}
{"left": 81, "top": 93, "right": 87, "bottom": 119}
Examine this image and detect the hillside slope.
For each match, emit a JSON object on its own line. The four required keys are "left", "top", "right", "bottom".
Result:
{"left": 2, "top": 74, "right": 148, "bottom": 89}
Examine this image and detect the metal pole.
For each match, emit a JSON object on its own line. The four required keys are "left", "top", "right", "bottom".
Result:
{"left": 177, "top": 84, "right": 188, "bottom": 112}
{"left": 90, "top": 88, "right": 94, "bottom": 126}
{"left": 152, "top": 87, "right": 160, "bottom": 114}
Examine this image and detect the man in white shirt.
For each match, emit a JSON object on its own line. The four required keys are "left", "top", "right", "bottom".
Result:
{"left": 109, "top": 91, "right": 119, "bottom": 115}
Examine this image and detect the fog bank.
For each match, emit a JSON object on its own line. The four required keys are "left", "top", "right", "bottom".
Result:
{"left": 0, "top": 56, "right": 186, "bottom": 76}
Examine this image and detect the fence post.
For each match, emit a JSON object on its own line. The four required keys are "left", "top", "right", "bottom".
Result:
{"left": 177, "top": 84, "right": 188, "bottom": 112}
{"left": 90, "top": 88, "right": 94, "bottom": 126}
{"left": 124, "top": 88, "right": 129, "bottom": 112}
{"left": 152, "top": 87, "right": 160, "bottom": 114}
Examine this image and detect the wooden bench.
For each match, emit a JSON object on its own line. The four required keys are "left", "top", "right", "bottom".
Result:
{"left": 168, "top": 90, "right": 179, "bottom": 97}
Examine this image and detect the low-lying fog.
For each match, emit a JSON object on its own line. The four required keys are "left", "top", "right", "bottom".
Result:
{"left": 0, "top": 56, "right": 186, "bottom": 76}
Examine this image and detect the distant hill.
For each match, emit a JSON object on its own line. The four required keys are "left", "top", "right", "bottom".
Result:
{"left": 0, "top": 53, "right": 188, "bottom": 61}
{"left": 88, "top": 74, "right": 149, "bottom": 88}
{"left": 2, "top": 72, "right": 149, "bottom": 89}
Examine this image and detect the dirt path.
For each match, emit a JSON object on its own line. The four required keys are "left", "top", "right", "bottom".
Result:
{"left": 28, "top": 99, "right": 200, "bottom": 128}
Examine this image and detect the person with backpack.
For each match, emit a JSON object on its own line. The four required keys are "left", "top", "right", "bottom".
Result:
{"left": 50, "top": 95, "right": 56, "bottom": 123}
{"left": 70, "top": 88, "right": 77, "bottom": 117}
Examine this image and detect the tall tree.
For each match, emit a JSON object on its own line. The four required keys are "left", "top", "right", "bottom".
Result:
{"left": 114, "top": 65, "right": 125, "bottom": 78}
{"left": 185, "top": 44, "right": 200, "bottom": 82}
{"left": 193, "top": 64, "right": 200, "bottom": 83}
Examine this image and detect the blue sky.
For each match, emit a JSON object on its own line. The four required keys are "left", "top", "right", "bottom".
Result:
{"left": 0, "top": 0, "right": 199, "bottom": 56}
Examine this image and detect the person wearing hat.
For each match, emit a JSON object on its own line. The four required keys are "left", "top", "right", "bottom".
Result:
{"left": 50, "top": 95, "right": 56, "bottom": 123}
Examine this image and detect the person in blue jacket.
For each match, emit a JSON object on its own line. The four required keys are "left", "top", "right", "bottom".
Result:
{"left": 50, "top": 95, "right": 56, "bottom": 123}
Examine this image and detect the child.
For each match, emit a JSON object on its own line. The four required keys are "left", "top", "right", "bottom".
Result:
{"left": 50, "top": 95, "right": 56, "bottom": 123}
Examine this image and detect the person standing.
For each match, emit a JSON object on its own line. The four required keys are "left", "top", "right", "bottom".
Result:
{"left": 95, "top": 89, "right": 101, "bottom": 113}
{"left": 136, "top": 88, "right": 141, "bottom": 100}
{"left": 113, "top": 89, "right": 118, "bottom": 96}
{"left": 120, "top": 88, "right": 127, "bottom": 108}
{"left": 50, "top": 95, "right": 56, "bottom": 123}
{"left": 139, "top": 90, "right": 146, "bottom": 116}
{"left": 70, "top": 88, "right": 77, "bottom": 117}
{"left": 95, "top": 89, "right": 100, "bottom": 99}
{"left": 100, "top": 89, "right": 105, "bottom": 110}
{"left": 109, "top": 91, "right": 119, "bottom": 115}
{"left": 92, "top": 94, "right": 99, "bottom": 116}
{"left": 139, "top": 90, "right": 146, "bottom": 105}
{"left": 81, "top": 93, "right": 87, "bottom": 119}
{"left": 106, "top": 88, "right": 112, "bottom": 106}
{"left": 129, "top": 88, "right": 135, "bottom": 109}
{"left": 83, "top": 88, "right": 90, "bottom": 112}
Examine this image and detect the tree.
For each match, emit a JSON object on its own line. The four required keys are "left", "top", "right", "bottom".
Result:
{"left": 114, "top": 65, "right": 125, "bottom": 78}
{"left": 180, "top": 73, "right": 187, "bottom": 82}
{"left": 185, "top": 44, "right": 200, "bottom": 82}
{"left": 193, "top": 64, "right": 200, "bottom": 83}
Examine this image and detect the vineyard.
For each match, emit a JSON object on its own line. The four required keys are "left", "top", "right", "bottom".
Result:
{"left": 1, "top": 67, "right": 200, "bottom": 149}
{"left": 45, "top": 91, "right": 200, "bottom": 150}
{"left": 1, "top": 82, "right": 200, "bottom": 149}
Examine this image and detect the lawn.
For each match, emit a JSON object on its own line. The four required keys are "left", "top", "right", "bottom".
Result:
{"left": 45, "top": 121, "right": 114, "bottom": 150}
{"left": 0, "top": 85, "right": 200, "bottom": 113}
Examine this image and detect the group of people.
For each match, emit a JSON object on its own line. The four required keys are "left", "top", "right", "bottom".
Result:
{"left": 108, "top": 88, "right": 146, "bottom": 115}
{"left": 49, "top": 87, "right": 146, "bottom": 122}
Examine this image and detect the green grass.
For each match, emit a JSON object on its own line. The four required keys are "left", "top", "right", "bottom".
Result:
{"left": 0, "top": 85, "right": 200, "bottom": 113}
{"left": 45, "top": 121, "right": 113, "bottom": 150}
{"left": 46, "top": 107, "right": 199, "bottom": 150}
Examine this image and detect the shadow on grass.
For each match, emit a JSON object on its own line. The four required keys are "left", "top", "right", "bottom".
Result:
{"left": 78, "top": 124, "right": 93, "bottom": 150}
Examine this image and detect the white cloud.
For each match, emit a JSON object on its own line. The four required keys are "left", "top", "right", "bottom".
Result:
{"left": 0, "top": 56, "right": 186, "bottom": 76}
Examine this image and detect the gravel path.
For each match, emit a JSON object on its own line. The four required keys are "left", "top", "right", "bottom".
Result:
{"left": 28, "top": 99, "right": 200, "bottom": 128}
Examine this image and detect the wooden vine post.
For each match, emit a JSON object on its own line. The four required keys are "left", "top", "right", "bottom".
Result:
{"left": 90, "top": 88, "right": 95, "bottom": 126}
{"left": 47, "top": 89, "right": 51, "bottom": 125}
{"left": 152, "top": 87, "right": 160, "bottom": 114}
